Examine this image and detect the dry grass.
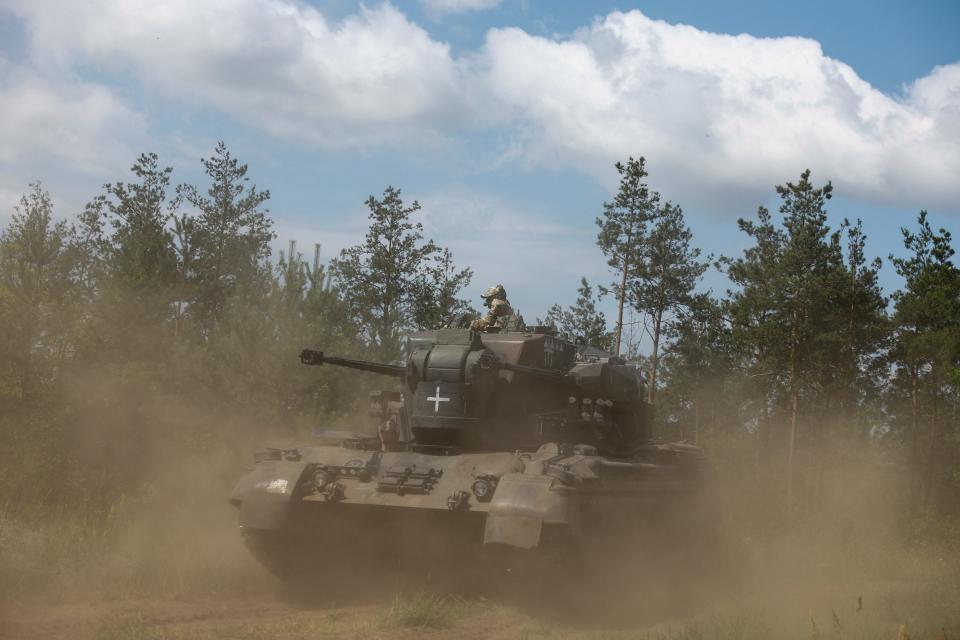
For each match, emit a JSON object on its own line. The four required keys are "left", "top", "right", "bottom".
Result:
{"left": 78, "top": 582, "right": 960, "bottom": 640}
{"left": 4, "top": 419, "right": 958, "bottom": 640}
{"left": 381, "top": 591, "right": 472, "bottom": 629}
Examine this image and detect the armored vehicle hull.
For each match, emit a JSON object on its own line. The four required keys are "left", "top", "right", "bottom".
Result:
{"left": 231, "top": 440, "right": 710, "bottom": 589}
{"left": 231, "top": 328, "right": 712, "bottom": 589}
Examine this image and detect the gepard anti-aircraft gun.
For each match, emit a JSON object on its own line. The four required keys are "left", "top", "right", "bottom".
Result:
{"left": 299, "top": 327, "right": 651, "bottom": 455}
{"left": 231, "top": 327, "right": 710, "bottom": 584}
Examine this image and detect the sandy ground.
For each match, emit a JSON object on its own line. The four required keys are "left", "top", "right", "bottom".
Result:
{"left": 0, "top": 591, "right": 564, "bottom": 640}
{"left": 3, "top": 570, "right": 958, "bottom": 640}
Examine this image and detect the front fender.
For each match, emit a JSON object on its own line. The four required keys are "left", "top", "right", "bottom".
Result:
{"left": 482, "top": 472, "right": 579, "bottom": 549}
{"left": 230, "top": 461, "right": 311, "bottom": 531}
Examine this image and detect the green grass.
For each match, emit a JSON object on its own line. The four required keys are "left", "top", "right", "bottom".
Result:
{"left": 381, "top": 591, "right": 466, "bottom": 629}
{"left": 532, "top": 583, "right": 960, "bottom": 640}
{"left": 93, "top": 614, "right": 152, "bottom": 640}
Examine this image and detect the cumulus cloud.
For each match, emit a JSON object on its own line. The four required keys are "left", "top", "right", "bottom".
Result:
{"left": 480, "top": 12, "right": 960, "bottom": 211}
{"left": 0, "top": 64, "right": 142, "bottom": 170}
{"left": 6, "top": 0, "right": 469, "bottom": 148}
{"left": 2, "top": 1, "right": 958, "bottom": 213}
{"left": 0, "top": 56, "right": 145, "bottom": 215}
{"left": 420, "top": 0, "right": 502, "bottom": 15}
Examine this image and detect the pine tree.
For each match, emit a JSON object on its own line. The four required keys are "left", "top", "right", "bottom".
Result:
{"left": 658, "top": 294, "right": 737, "bottom": 444}
{"left": 178, "top": 142, "right": 274, "bottom": 331}
{"left": 415, "top": 247, "right": 474, "bottom": 330}
{"left": 889, "top": 211, "right": 960, "bottom": 505}
{"left": 79, "top": 153, "right": 180, "bottom": 362}
{"left": 332, "top": 187, "right": 471, "bottom": 359}
{"left": 597, "top": 157, "right": 660, "bottom": 356}
{"left": 543, "top": 277, "right": 612, "bottom": 350}
{"left": 0, "top": 184, "right": 77, "bottom": 401}
{"left": 631, "top": 202, "right": 709, "bottom": 403}
{"left": 725, "top": 170, "right": 841, "bottom": 505}
{"left": 822, "top": 219, "right": 888, "bottom": 435}
{"left": 103, "top": 153, "right": 178, "bottom": 291}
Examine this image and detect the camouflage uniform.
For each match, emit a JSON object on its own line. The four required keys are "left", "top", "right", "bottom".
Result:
{"left": 471, "top": 284, "right": 518, "bottom": 332}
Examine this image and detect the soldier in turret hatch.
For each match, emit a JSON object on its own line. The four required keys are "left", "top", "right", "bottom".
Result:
{"left": 471, "top": 284, "right": 521, "bottom": 332}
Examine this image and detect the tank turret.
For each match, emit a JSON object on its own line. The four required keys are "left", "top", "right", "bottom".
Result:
{"left": 301, "top": 327, "right": 651, "bottom": 455}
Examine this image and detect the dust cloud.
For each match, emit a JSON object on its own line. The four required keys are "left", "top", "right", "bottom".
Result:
{"left": 1, "top": 376, "right": 958, "bottom": 640}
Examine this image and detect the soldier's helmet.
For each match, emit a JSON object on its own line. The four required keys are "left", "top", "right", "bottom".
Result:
{"left": 481, "top": 284, "right": 507, "bottom": 301}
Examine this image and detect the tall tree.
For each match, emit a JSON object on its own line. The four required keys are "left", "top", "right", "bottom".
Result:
{"left": 597, "top": 157, "right": 660, "bottom": 356}
{"left": 725, "top": 170, "right": 840, "bottom": 505}
{"left": 0, "top": 184, "right": 77, "bottom": 401}
{"left": 774, "top": 171, "right": 839, "bottom": 504}
{"left": 332, "top": 187, "right": 471, "bottom": 359}
{"left": 80, "top": 153, "right": 179, "bottom": 361}
{"left": 178, "top": 142, "right": 274, "bottom": 331}
{"left": 889, "top": 211, "right": 960, "bottom": 505}
{"left": 103, "top": 153, "right": 178, "bottom": 291}
{"left": 722, "top": 205, "right": 785, "bottom": 460}
{"left": 631, "top": 202, "right": 709, "bottom": 403}
{"left": 820, "top": 219, "right": 888, "bottom": 433}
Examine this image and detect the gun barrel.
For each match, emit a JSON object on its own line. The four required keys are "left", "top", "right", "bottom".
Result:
{"left": 299, "top": 349, "right": 406, "bottom": 378}
{"left": 500, "top": 361, "right": 566, "bottom": 381}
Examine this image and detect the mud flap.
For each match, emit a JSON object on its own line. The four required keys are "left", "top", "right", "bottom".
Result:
{"left": 482, "top": 473, "right": 577, "bottom": 549}
{"left": 484, "top": 513, "right": 543, "bottom": 549}
{"left": 230, "top": 461, "right": 310, "bottom": 531}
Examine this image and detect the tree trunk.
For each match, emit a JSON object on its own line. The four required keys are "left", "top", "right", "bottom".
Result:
{"left": 647, "top": 310, "right": 662, "bottom": 404}
{"left": 924, "top": 368, "right": 938, "bottom": 507}
{"left": 694, "top": 400, "right": 699, "bottom": 445}
{"left": 757, "top": 402, "right": 770, "bottom": 477}
{"left": 19, "top": 278, "right": 38, "bottom": 402}
{"left": 845, "top": 266, "right": 856, "bottom": 418}
{"left": 614, "top": 257, "right": 629, "bottom": 357}
{"left": 787, "top": 387, "right": 799, "bottom": 509}
{"left": 787, "top": 318, "right": 799, "bottom": 509}
{"left": 911, "top": 361, "right": 920, "bottom": 505}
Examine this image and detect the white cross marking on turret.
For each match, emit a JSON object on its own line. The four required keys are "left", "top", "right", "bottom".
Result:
{"left": 426, "top": 385, "right": 450, "bottom": 413}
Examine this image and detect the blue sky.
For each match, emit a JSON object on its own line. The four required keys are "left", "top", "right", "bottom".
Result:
{"left": 1, "top": 0, "right": 958, "bottom": 335}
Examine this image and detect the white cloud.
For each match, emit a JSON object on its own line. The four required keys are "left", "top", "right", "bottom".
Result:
{"left": 2, "top": 1, "right": 958, "bottom": 214}
{"left": 0, "top": 57, "right": 146, "bottom": 218}
{"left": 420, "top": 0, "right": 501, "bottom": 15}
{"left": 7, "top": 0, "right": 469, "bottom": 148}
{"left": 0, "top": 59, "right": 143, "bottom": 173}
{"left": 479, "top": 12, "right": 960, "bottom": 212}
